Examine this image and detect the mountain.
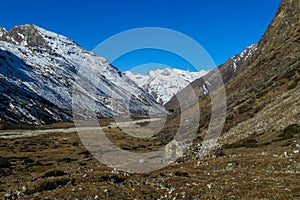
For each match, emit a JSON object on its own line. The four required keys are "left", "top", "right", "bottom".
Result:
{"left": 125, "top": 68, "right": 208, "bottom": 105}
{"left": 219, "top": 0, "right": 300, "bottom": 143}
{"left": 163, "top": 0, "right": 300, "bottom": 152}
{"left": 165, "top": 44, "right": 257, "bottom": 110}
{"left": 0, "top": 25, "right": 165, "bottom": 125}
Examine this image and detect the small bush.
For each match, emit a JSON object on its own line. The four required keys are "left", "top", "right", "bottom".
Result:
{"left": 23, "top": 157, "right": 35, "bottom": 164}
{"left": 57, "top": 158, "right": 78, "bottom": 163}
{"left": 0, "top": 157, "right": 11, "bottom": 168}
{"left": 262, "top": 142, "right": 271, "bottom": 146}
{"left": 224, "top": 138, "right": 258, "bottom": 149}
{"left": 78, "top": 151, "right": 92, "bottom": 158}
{"left": 283, "top": 69, "right": 296, "bottom": 79}
{"left": 287, "top": 79, "right": 298, "bottom": 90}
{"left": 42, "top": 170, "right": 67, "bottom": 178}
{"left": 72, "top": 142, "right": 79, "bottom": 146}
{"left": 174, "top": 171, "right": 190, "bottom": 177}
{"left": 99, "top": 174, "right": 125, "bottom": 184}
{"left": 278, "top": 124, "right": 300, "bottom": 139}
{"left": 238, "top": 104, "right": 252, "bottom": 114}
{"left": 29, "top": 178, "right": 73, "bottom": 194}
{"left": 136, "top": 121, "right": 150, "bottom": 127}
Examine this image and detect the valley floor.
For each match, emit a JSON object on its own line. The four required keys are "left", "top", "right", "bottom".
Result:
{"left": 0, "top": 126, "right": 299, "bottom": 200}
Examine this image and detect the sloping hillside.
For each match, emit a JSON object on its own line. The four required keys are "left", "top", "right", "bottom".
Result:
{"left": 164, "top": 0, "right": 300, "bottom": 149}
{"left": 0, "top": 25, "right": 165, "bottom": 126}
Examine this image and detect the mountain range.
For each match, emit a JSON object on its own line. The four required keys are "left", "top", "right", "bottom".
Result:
{"left": 0, "top": 25, "right": 164, "bottom": 125}
{"left": 125, "top": 68, "right": 208, "bottom": 105}
{"left": 0, "top": 24, "right": 253, "bottom": 126}
{"left": 0, "top": 0, "right": 299, "bottom": 135}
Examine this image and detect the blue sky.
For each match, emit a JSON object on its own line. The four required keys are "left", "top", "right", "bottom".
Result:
{"left": 1, "top": 0, "right": 281, "bottom": 73}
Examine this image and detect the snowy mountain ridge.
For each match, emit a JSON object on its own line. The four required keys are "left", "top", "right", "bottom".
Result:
{"left": 125, "top": 68, "right": 209, "bottom": 105}
{"left": 0, "top": 24, "right": 165, "bottom": 125}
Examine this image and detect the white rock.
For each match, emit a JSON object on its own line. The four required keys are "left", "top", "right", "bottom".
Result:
{"left": 22, "top": 185, "right": 27, "bottom": 192}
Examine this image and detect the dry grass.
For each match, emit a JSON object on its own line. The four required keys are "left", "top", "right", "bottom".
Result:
{"left": 0, "top": 128, "right": 299, "bottom": 199}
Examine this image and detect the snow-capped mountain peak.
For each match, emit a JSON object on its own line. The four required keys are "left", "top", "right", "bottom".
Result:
{"left": 0, "top": 25, "right": 165, "bottom": 125}
{"left": 125, "top": 68, "right": 209, "bottom": 105}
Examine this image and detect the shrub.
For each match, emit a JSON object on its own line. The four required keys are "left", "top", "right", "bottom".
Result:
{"left": 23, "top": 157, "right": 35, "bottom": 164}
{"left": 278, "top": 124, "right": 300, "bottom": 139}
{"left": 29, "top": 178, "right": 73, "bottom": 194}
{"left": 174, "top": 171, "right": 190, "bottom": 177}
{"left": 57, "top": 158, "right": 78, "bottom": 163}
{"left": 262, "top": 142, "right": 271, "bottom": 146}
{"left": 224, "top": 138, "right": 258, "bottom": 149}
{"left": 78, "top": 151, "right": 92, "bottom": 158}
{"left": 42, "top": 170, "right": 67, "bottom": 178}
{"left": 0, "top": 157, "right": 11, "bottom": 168}
{"left": 238, "top": 104, "right": 252, "bottom": 114}
{"left": 136, "top": 121, "right": 150, "bottom": 127}
{"left": 287, "top": 79, "right": 298, "bottom": 90}
{"left": 99, "top": 174, "right": 125, "bottom": 184}
{"left": 283, "top": 69, "right": 296, "bottom": 79}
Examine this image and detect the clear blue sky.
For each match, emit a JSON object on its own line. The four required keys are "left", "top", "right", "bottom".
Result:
{"left": 1, "top": 0, "right": 281, "bottom": 72}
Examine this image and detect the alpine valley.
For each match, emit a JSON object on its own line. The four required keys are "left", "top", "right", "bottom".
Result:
{"left": 0, "top": 0, "right": 300, "bottom": 199}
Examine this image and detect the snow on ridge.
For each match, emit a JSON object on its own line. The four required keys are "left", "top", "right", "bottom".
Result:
{"left": 125, "top": 68, "right": 209, "bottom": 105}
{"left": 0, "top": 25, "right": 165, "bottom": 124}
{"left": 230, "top": 44, "right": 257, "bottom": 72}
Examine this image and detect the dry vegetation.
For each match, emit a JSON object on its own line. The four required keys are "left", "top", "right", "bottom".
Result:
{"left": 0, "top": 123, "right": 299, "bottom": 199}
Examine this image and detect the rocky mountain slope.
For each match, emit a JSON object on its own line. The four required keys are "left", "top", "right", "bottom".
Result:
{"left": 165, "top": 44, "right": 257, "bottom": 110}
{"left": 165, "top": 0, "right": 300, "bottom": 151}
{"left": 0, "top": 25, "right": 165, "bottom": 125}
{"left": 219, "top": 0, "right": 300, "bottom": 143}
{"left": 125, "top": 68, "right": 208, "bottom": 105}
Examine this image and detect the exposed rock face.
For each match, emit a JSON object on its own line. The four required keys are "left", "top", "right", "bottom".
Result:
{"left": 0, "top": 24, "right": 49, "bottom": 47}
{"left": 0, "top": 28, "right": 6, "bottom": 37}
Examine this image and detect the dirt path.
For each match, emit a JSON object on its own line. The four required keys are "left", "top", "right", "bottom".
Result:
{"left": 0, "top": 118, "right": 161, "bottom": 139}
